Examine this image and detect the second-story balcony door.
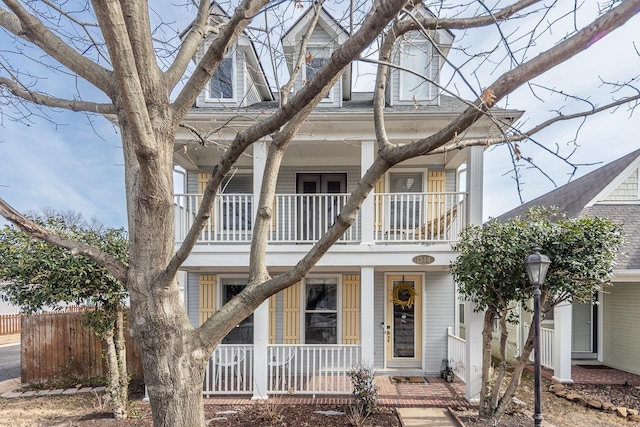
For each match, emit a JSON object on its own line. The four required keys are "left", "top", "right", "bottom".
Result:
{"left": 296, "top": 173, "right": 346, "bottom": 241}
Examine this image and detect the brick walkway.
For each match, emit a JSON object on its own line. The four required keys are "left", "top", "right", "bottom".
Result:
{"left": 538, "top": 364, "right": 640, "bottom": 386}
{"left": 202, "top": 375, "right": 470, "bottom": 408}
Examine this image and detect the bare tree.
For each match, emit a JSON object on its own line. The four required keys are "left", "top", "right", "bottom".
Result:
{"left": 0, "top": 1, "right": 639, "bottom": 426}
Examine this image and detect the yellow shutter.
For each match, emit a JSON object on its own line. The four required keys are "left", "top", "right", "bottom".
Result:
{"left": 199, "top": 274, "right": 217, "bottom": 326}
{"left": 427, "top": 170, "right": 447, "bottom": 238}
{"left": 198, "top": 173, "right": 215, "bottom": 231}
{"left": 269, "top": 294, "right": 277, "bottom": 344}
{"left": 374, "top": 175, "right": 385, "bottom": 232}
{"left": 342, "top": 274, "right": 361, "bottom": 344}
{"left": 282, "top": 282, "right": 301, "bottom": 344}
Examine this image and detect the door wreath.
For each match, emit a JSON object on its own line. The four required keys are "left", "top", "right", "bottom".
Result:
{"left": 392, "top": 283, "right": 416, "bottom": 309}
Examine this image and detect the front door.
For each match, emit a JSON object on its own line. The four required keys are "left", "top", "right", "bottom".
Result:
{"left": 572, "top": 299, "right": 597, "bottom": 357}
{"left": 385, "top": 274, "right": 423, "bottom": 368}
{"left": 296, "top": 173, "right": 346, "bottom": 240}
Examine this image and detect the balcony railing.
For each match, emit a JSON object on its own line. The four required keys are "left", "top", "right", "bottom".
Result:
{"left": 374, "top": 192, "right": 466, "bottom": 243}
{"left": 174, "top": 192, "right": 466, "bottom": 244}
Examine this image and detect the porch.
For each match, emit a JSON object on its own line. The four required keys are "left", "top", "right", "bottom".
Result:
{"left": 202, "top": 330, "right": 469, "bottom": 398}
{"left": 174, "top": 192, "right": 466, "bottom": 245}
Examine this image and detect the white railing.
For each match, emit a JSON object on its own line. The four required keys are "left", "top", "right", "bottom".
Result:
{"left": 374, "top": 192, "right": 466, "bottom": 243}
{"left": 270, "top": 194, "right": 359, "bottom": 243}
{"left": 175, "top": 192, "right": 465, "bottom": 244}
{"left": 203, "top": 345, "right": 254, "bottom": 395}
{"left": 267, "top": 344, "right": 361, "bottom": 395}
{"left": 174, "top": 194, "right": 253, "bottom": 243}
{"left": 447, "top": 327, "right": 466, "bottom": 381}
{"left": 524, "top": 323, "right": 554, "bottom": 369}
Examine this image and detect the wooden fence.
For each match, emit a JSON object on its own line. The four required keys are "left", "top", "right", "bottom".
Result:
{"left": 0, "top": 313, "right": 21, "bottom": 335}
{"left": 21, "top": 311, "right": 143, "bottom": 384}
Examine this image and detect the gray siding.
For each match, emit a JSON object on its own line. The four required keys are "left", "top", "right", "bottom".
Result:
{"left": 423, "top": 271, "right": 455, "bottom": 373}
{"left": 602, "top": 168, "right": 638, "bottom": 202}
{"left": 187, "top": 272, "right": 200, "bottom": 327}
{"left": 603, "top": 282, "right": 640, "bottom": 375}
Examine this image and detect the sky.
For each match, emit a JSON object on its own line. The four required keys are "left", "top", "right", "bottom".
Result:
{"left": 0, "top": 1, "right": 639, "bottom": 229}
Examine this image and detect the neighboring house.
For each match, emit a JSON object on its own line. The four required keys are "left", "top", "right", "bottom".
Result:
{"left": 496, "top": 148, "right": 640, "bottom": 381}
{"left": 173, "top": 4, "right": 521, "bottom": 400}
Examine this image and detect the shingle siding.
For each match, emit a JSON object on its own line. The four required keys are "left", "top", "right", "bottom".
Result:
{"left": 602, "top": 168, "right": 638, "bottom": 202}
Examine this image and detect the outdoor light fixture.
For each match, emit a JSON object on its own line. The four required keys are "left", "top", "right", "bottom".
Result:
{"left": 524, "top": 247, "right": 551, "bottom": 427}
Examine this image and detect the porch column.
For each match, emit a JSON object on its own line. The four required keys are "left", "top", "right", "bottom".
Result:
{"left": 360, "top": 140, "right": 375, "bottom": 245}
{"left": 552, "top": 301, "right": 573, "bottom": 383}
{"left": 464, "top": 301, "right": 484, "bottom": 402}
{"left": 464, "top": 145, "right": 484, "bottom": 402}
{"left": 466, "top": 145, "right": 483, "bottom": 225}
{"left": 360, "top": 266, "right": 375, "bottom": 368}
{"left": 252, "top": 140, "right": 270, "bottom": 399}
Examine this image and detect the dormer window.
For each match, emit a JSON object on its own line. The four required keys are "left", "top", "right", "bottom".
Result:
{"left": 399, "top": 40, "right": 439, "bottom": 102}
{"left": 208, "top": 51, "right": 235, "bottom": 101}
{"left": 305, "top": 46, "right": 331, "bottom": 100}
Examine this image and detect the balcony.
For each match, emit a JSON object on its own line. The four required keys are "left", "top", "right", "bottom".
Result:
{"left": 174, "top": 192, "right": 466, "bottom": 245}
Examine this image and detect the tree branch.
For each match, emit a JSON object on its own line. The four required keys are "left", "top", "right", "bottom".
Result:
{"left": 0, "top": 197, "right": 128, "bottom": 284}
{"left": 0, "top": 76, "right": 115, "bottom": 114}
{"left": 165, "top": 0, "right": 213, "bottom": 89}
{"left": 0, "top": 0, "right": 114, "bottom": 96}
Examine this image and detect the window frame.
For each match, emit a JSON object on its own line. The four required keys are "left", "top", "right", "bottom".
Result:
{"left": 218, "top": 276, "right": 253, "bottom": 344}
{"left": 205, "top": 48, "right": 237, "bottom": 103}
{"left": 301, "top": 275, "right": 342, "bottom": 345}
{"left": 303, "top": 45, "right": 333, "bottom": 102}
{"left": 398, "top": 39, "right": 435, "bottom": 102}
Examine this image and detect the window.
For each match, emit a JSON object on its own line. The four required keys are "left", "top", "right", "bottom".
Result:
{"left": 221, "top": 278, "right": 253, "bottom": 344}
{"left": 399, "top": 41, "right": 438, "bottom": 101}
{"left": 209, "top": 54, "right": 234, "bottom": 100}
{"left": 305, "top": 46, "right": 331, "bottom": 99}
{"left": 389, "top": 172, "right": 423, "bottom": 229}
{"left": 221, "top": 174, "right": 252, "bottom": 231}
{"left": 304, "top": 278, "right": 338, "bottom": 344}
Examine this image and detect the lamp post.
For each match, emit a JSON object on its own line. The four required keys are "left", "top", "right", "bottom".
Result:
{"left": 524, "top": 247, "right": 551, "bottom": 427}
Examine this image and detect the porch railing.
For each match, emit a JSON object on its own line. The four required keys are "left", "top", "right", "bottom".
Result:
{"left": 175, "top": 192, "right": 465, "bottom": 244}
{"left": 524, "top": 323, "right": 554, "bottom": 369}
{"left": 203, "top": 345, "right": 254, "bottom": 395}
{"left": 267, "top": 344, "right": 361, "bottom": 395}
{"left": 373, "top": 192, "right": 466, "bottom": 243}
{"left": 447, "top": 327, "right": 466, "bottom": 381}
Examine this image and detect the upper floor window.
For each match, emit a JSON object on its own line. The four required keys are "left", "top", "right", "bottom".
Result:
{"left": 305, "top": 46, "right": 331, "bottom": 100}
{"left": 208, "top": 52, "right": 235, "bottom": 101}
{"left": 399, "top": 40, "right": 438, "bottom": 101}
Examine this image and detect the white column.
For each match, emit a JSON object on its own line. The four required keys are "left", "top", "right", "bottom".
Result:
{"left": 360, "top": 266, "right": 375, "bottom": 368}
{"left": 464, "top": 146, "right": 485, "bottom": 402}
{"left": 252, "top": 140, "right": 270, "bottom": 399}
{"left": 464, "top": 301, "right": 484, "bottom": 402}
{"left": 466, "top": 145, "right": 483, "bottom": 226}
{"left": 552, "top": 301, "right": 573, "bottom": 383}
{"left": 360, "top": 140, "right": 375, "bottom": 245}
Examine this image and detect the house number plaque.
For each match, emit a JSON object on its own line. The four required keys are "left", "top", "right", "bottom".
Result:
{"left": 412, "top": 255, "right": 435, "bottom": 265}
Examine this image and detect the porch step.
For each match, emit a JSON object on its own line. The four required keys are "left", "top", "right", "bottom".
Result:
{"left": 396, "top": 407, "right": 456, "bottom": 426}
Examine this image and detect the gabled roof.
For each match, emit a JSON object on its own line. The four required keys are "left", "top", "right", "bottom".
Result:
{"left": 496, "top": 148, "right": 640, "bottom": 269}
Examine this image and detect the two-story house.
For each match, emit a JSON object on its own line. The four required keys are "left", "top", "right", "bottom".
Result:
{"left": 172, "top": 4, "right": 521, "bottom": 400}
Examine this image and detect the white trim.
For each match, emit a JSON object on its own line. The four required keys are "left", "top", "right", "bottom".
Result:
{"left": 586, "top": 160, "right": 640, "bottom": 207}
{"left": 300, "top": 274, "right": 342, "bottom": 345}
{"left": 398, "top": 40, "right": 434, "bottom": 102}
{"left": 204, "top": 48, "right": 238, "bottom": 103}
{"left": 303, "top": 45, "right": 334, "bottom": 103}
{"left": 612, "top": 269, "right": 640, "bottom": 281}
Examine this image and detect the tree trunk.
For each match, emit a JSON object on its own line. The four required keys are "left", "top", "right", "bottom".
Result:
{"left": 478, "top": 310, "right": 495, "bottom": 417}
{"left": 492, "top": 320, "right": 536, "bottom": 420}
{"left": 103, "top": 311, "right": 128, "bottom": 420}
{"left": 132, "top": 297, "right": 208, "bottom": 427}
{"left": 489, "top": 312, "right": 510, "bottom": 412}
